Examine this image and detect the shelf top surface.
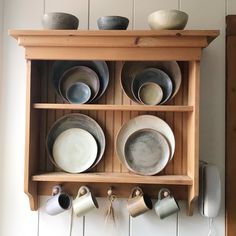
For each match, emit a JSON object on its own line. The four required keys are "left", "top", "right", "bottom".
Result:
{"left": 9, "top": 29, "right": 219, "bottom": 42}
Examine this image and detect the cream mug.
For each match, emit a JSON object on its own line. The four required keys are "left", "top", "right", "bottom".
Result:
{"left": 127, "top": 187, "right": 153, "bottom": 217}
{"left": 45, "top": 185, "right": 72, "bottom": 215}
{"left": 154, "top": 188, "right": 180, "bottom": 219}
{"left": 73, "top": 186, "right": 99, "bottom": 217}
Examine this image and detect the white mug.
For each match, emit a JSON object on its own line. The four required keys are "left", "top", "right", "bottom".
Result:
{"left": 73, "top": 186, "right": 98, "bottom": 217}
{"left": 45, "top": 185, "right": 72, "bottom": 215}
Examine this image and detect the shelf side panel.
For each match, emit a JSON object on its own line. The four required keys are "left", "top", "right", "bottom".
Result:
{"left": 186, "top": 61, "right": 200, "bottom": 215}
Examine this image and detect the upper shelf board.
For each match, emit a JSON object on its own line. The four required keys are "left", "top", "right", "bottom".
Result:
{"left": 9, "top": 30, "right": 219, "bottom": 61}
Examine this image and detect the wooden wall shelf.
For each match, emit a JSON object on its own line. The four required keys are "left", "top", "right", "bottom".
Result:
{"left": 9, "top": 29, "right": 219, "bottom": 216}
{"left": 33, "top": 103, "right": 193, "bottom": 112}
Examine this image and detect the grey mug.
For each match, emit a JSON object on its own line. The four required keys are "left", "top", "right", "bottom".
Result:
{"left": 154, "top": 188, "right": 180, "bottom": 219}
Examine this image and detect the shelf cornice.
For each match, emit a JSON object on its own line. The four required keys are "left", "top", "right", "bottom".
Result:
{"left": 9, "top": 29, "right": 219, "bottom": 60}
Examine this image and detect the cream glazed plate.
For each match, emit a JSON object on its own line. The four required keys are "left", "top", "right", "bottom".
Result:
{"left": 52, "top": 128, "right": 98, "bottom": 173}
{"left": 116, "top": 115, "right": 175, "bottom": 165}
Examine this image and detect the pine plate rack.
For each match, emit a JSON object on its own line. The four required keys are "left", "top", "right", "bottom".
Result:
{"left": 9, "top": 29, "right": 219, "bottom": 215}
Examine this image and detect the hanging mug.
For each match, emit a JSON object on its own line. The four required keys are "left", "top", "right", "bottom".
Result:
{"left": 154, "top": 188, "right": 180, "bottom": 219}
{"left": 127, "top": 187, "right": 153, "bottom": 217}
{"left": 73, "top": 186, "right": 99, "bottom": 217}
{"left": 45, "top": 185, "right": 72, "bottom": 215}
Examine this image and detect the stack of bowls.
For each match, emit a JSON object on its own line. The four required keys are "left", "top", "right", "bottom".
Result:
{"left": 52, "top": 60, "right": 109, "bottom": 104}
{"left": 46, "top": 113, "right": 106, "bottom": 173}
{"left": 116, "top": 115, "right": 175, "bottom": 176}
{"left": 121, "top": 61, "right": 181, "bottom": 105}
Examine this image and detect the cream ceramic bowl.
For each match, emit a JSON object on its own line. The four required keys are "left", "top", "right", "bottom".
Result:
{"left": 148, "top": 10, "right": 188, "bottom": 30}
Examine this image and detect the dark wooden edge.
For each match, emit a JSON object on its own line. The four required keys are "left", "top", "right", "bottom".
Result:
{"left": 226, "top": 15, "right": 236, "bottom": 236}
{"left": 226, "top": 15, "right": 236, "bottom": 36}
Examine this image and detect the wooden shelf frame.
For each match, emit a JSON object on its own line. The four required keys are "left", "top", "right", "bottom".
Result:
{"left": 9, "top": 30, "right": 219, "bottom": 215}
{"left": 32, "top": 172, "right": 193, "bottom": 185}
{"left": 33, "top": 103, "right": 194, "bottom": 112}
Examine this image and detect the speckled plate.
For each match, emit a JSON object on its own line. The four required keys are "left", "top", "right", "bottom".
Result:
{"left": 124, "top": 129, "right": 170, "bottom": 175}
{"left": 116, "top": 115, "right": 175, "bottom": 166}
{"left": 53, "top": 128, "right": 98, "bottom": 173}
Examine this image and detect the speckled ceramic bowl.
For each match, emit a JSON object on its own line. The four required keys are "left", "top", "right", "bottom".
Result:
{"left": 148, "top": 10, "right": 188, "bottom": 30}
{"left": 97, "top": 16, "right": 129, "bottom": 30}
{"left": 42, "top": 12, "right": 79, "bottom": 30}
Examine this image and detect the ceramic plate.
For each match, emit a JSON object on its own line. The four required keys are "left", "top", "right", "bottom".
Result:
{"left": 116, "top": 115, "right": 175, "bottom": 165}
{"left": 46, "top": 113, "right": 106, "bottom": 171}
{"left": 132, "top": 68, "right": 173, "bottom": 104}
{"left": 121, "top": 61, "right": 181, "bottom": 103}
{"left": 59, "top": 66, "right": 100, "bottom": 103}
{"left": 124, "top": 129, "right": 170, "bottom": 175}
{"left": 52, "top": 60, "right": 109, "bottom": 102}
{"left": 53, "top": 128, "right": 98, "bottom": 173}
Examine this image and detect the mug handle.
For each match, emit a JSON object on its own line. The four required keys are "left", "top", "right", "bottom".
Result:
{"left": 77, "top": 186, "right": 90, "bottom": 198}
{"left": 129, "top": 187, "right": 143, "bottom": 199}
{"left": 158, "top": 188, "right": 171, "bottom": 201}
{"left": 52, "top": 185, "right": 62, "bottom": 196}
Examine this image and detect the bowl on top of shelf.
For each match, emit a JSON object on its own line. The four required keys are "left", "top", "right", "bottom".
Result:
{"left": 59, "top": 65, "right": 100, "bottom": 104}
{"left": 42, "top": 12, "right": 79, "bottom": 30}
{"left": 121, "top": 61, "right": 182, "bottom": 105}
{"left": 46, "top": 113, "right": 106, "bottom": 173}
{"left": 116, "top": 115, "right": 175, "bottom": 176}
{"left": 97, "top": 16, "right": 129, "bottom": 30}
{"left": 52, "top": 60, "right": 109, "bottom": 103}
{"left": 148, "top": 10, "right": 188, "bottom": 30}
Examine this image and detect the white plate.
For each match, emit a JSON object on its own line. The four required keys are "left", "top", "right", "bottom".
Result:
{"left": 53, "top": 128, "right": 98, "bottom": 173}
{"left": 116, "top": 115, "right": 175, "bottom": 166}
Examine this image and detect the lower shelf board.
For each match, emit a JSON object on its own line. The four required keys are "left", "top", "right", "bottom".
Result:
{"left": 32, "top": 172, "right": 193, "bottom": 185}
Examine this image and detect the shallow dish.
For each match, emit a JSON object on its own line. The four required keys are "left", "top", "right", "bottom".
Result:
{"left": 124, "top": 129, "right": 170, "bottom": 175}
{"left": 52, "top": 61, "right": 109, "bottom": 102}
{"left": 116, "top": 115, "right": 175, "bottom": 166}
{"left": 132, "top": 68, "right": 173, "bottom": 104}
{"left": 46, "top": 113, "right": 106, "bottom": 171}
{"left": 148, "top": 10, "right": 188, "bottom": 30}
{"left": 121, "top": 61, "right": 181, "bottom": 103}
{"left": 138, "top": 82, "right": 163, "bottom": 105}
{"left": 59, "top": 66, "right": 100, "bottom": 103}
{"left": 97, "top": 16, "right": 129, "bottom": 30}
{"left": 53, "top": 128, "right": 98, "bottom": 173}
{"left": 42, "top": 12, "right": 79, "bottom": 30}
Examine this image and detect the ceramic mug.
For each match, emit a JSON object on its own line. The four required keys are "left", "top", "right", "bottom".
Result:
{"left": 127, "top": 187, "right": 153, "bottom": 217}
{"left": 154, "top": 188, "right": 180, "bottom": 219}
{"left": 45, "top": 185, "right": 72, "bottom": 215}
{"left": 73, "top": 186, "right": 99, "bottom": 217}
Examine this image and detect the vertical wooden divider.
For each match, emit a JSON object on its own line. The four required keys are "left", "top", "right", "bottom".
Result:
{"left": 121, "top": 63, "right": 130, "bottom": 173}
{"left": 104, "top": 62, "right": 114, "bottom": 172}
{"left": 182, "top": 62, "right": 189, "bottom": 175}
{"left": 39, "top": 61, "right": 48, "bottom": 172}
{"left": 113, "top": 62, "right": 122, "bottom": 172}
{"left": 187, "top": 60, "right": 200, "bottom": 215}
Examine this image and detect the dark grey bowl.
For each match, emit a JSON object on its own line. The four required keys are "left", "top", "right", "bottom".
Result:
{"left": 97, "top": 16, "right": 129, "bottom": 30}
{"left": 42, "top": 12, "right": 79, "bottom": 30}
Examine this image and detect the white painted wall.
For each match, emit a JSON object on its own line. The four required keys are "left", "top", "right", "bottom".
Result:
{"left": 1, "top": 0, "right": 234, "bottom": 235}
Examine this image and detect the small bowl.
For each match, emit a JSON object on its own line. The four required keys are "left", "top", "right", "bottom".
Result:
{"left": 42, "top": 12, "right": 79, "bottom": 29}
{"left": 59, "top": 66, "right": 100, "bottom": 103}
{"left": 138, "top": 82, "right": 163, "bottom": 105}
{"left": 66, "top": 82, "right": 91, "bottom": 104}
{"left": 97, "top": 16, "right": 129, "bottom": 30}
{"left": 148, "top": 10, "right": 188, "bottom": 30}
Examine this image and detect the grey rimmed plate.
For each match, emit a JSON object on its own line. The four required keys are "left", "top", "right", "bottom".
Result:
{"left": 124, "top": 129, "right": 170, "bottom": 175}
